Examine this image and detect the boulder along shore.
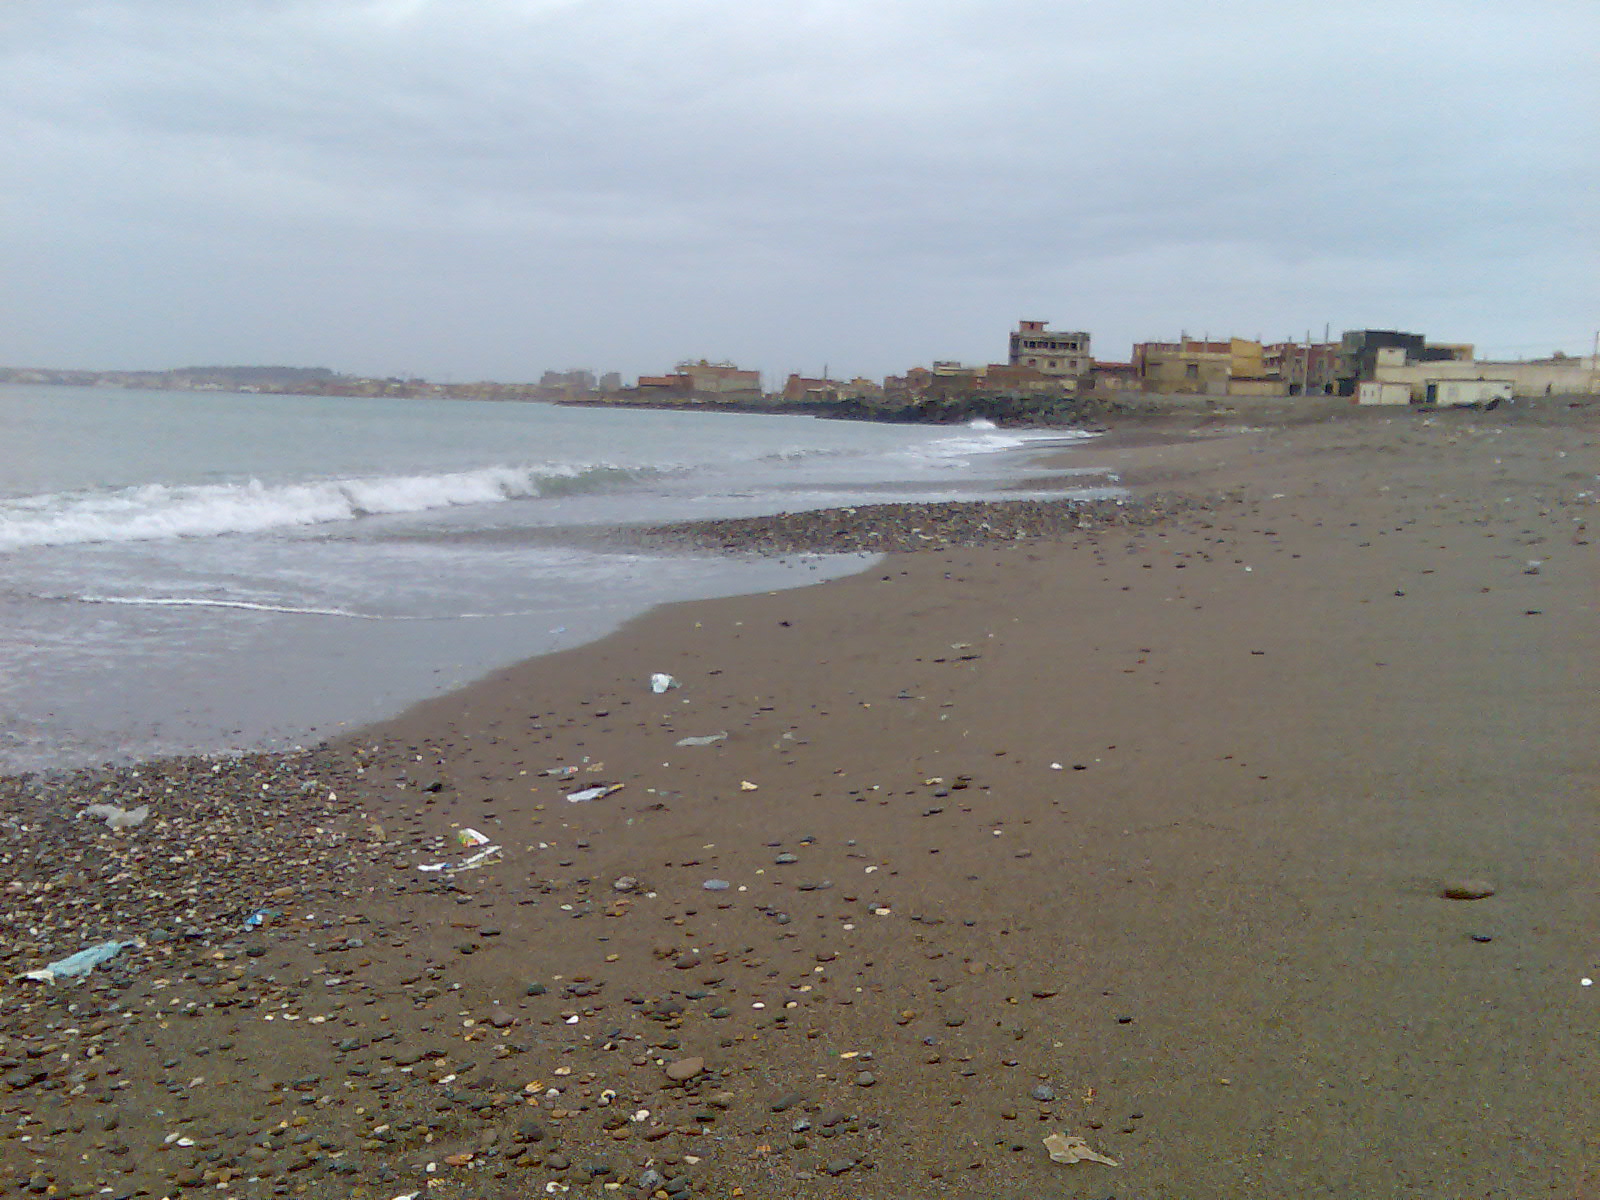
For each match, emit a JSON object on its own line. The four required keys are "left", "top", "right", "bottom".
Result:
{"left": 2, "top": 401, "right": 1596, "bottom": 1199}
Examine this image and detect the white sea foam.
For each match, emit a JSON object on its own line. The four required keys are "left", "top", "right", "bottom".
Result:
{"left": 906, "top": 423, "right": 1095, "bottom": 461}
{"left": 76, "top": 595, "right": 388, "bottom": 619}
{"left": 73, "top": 595, "right": 551, "bottom": 621}
{"left": 0, "top": 462, "right": 636, "bottom": 551}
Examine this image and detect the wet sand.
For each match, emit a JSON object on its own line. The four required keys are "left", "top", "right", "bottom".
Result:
{"left": 2, "top": 400, "right": 1596, "bottom": 1199}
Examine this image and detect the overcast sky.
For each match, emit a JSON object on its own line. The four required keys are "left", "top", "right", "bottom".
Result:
{"left": 4, "top": 1, "right": 1596, "bottom": 384}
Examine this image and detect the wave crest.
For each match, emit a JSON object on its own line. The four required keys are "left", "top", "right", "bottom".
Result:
{"left": 0, "top": 462, "right": 636, "bottom": 551}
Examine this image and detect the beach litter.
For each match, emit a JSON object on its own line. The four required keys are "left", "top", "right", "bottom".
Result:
{"left": 80, "top": 803, "right": 149, "bottom": 830}
{"left": 456, "top": 827, "right": 491, "bottom": 847}
{"left": 418, "top": 845, "right": 503, "bottom": 874}
{"left": 243, "top": 908, "right": 278, "bottom": 929}
{"left": 675, "top": 732, "right": 727, "bottom": 747}
{"left": 24, "top": 940, "right": 135, "bottom": 983}
{"left": 566, "top": 783, "right": 623, "bottom": 804}
{"left": 650, "top": 673, "right": 679, "bottom": 693}
{"left": 1043, "top": 1132, "right": 1119, "bottom": 1167}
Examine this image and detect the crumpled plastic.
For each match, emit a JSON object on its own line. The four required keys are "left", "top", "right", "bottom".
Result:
{"left": 417, "top": 845, "right": 502, "bottom": 873}
{"left": 1043, "top": 1132, "right": 1119, "bottom": 1166}
{"left": 24, "top": 940, "right": 135, "bottom": 983}
{"left": 674, "top": 732, "right": 726, "bottom": 747}
{"left": 81, "top": 803, "right": 149, "bottom": 830}
{"left": 566, "top": 783, "right": 623, "bottom": 804}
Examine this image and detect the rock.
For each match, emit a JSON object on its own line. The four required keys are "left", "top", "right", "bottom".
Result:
{"left": 665, "top": 1056, "right": 705, "bottom": 1082}
{"left": 855, "top": 1071, "right": 876, "bottom": 1087}
{"left": 1031, "top": 1085, "right": 1055, "bottom": 1102}
{"left": 702, "top": 879, "right": 730, "bottom": 892}
{"left": 1440, "top": 879, "right": 1496, "bottom": 900}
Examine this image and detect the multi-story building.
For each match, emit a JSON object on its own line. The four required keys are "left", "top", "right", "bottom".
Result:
{"left": 1333, "top": 331, "right": 1480, "bottom": 395}
{"left": 539, "top": 369, "right": 597, "bottom": 393}
{"left": 1263, "top": 342, "right": 1341, "bottom": 395}
{"left": 1132, "top": 338, "right": 1270, "bottom": 395}
{"left": 1008, "top": 320, "right": 1092, "bottom": 377}
{"left": 637, "top": 359, "right": 762, "bottom": 400}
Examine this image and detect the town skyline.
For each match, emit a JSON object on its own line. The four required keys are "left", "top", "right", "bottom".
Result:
{"left": 8, "top": 317, "right": 1594, "bottom": 409}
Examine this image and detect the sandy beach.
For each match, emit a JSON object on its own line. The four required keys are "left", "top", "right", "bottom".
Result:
{"left": 3, "top": 399, "right": 1596, "bottom": 1199}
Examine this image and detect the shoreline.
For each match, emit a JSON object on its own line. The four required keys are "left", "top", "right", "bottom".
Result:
{"left": 3, "top": 401, "right": 1596, "bottom": 1198}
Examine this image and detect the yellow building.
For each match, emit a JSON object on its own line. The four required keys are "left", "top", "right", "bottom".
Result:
{"left": 1130, "top": 338, "right": 1284, "bottom": 396}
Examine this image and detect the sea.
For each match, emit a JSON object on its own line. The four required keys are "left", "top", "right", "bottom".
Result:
{"left": 0, "top": 385, "right": 1116, "bottom": 774}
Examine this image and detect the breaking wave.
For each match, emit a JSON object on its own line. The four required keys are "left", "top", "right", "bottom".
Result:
{"left": 0, "top": 462, "right": 646, "bottom": 551}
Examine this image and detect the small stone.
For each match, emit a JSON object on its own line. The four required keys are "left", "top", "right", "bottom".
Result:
{"left": 665, "top": 1056, "right": 705, "bottom": 1082}
{"left": 1440, "top": 879, "right": 1495, "bottom": 901}
{"left": 824, "top": 1158, "right": 854, "bottom": 1176}
{"left": 702, "top": 879, "right": 730, "bottom": 892}
{"left": 854, "top": 1071, "right": 876, "bottom": 1088}
{"left": 1030, "top": 1085, "right": 1055, "bottom": 1102}
{"left": 774, "top": 854, "right": 798, "bottom": 865}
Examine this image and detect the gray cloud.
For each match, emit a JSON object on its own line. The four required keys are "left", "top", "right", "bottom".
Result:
{"left": 3, "top": 0, "right": 1596, "bottom": 380}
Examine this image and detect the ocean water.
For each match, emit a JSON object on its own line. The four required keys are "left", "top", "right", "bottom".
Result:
{"left": 0, "top": 385, "right": 1114, "bottom": 772}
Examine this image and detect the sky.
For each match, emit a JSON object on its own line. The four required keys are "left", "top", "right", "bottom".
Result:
{"left": 3, "top": 0, "right": 1597, "bottom": 385}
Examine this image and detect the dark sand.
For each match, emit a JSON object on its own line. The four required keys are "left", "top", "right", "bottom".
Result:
{"left": 3, "top": 401, "right": 1596, "bottom": 1198}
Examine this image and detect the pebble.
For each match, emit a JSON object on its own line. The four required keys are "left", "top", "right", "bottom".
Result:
{"left": 1439, "top": 879, "right": 1496, "bottom": 900}
{"left": 702, "top": 879, "right": 731, "bottom": 891}
{"left": 1030, "top": 1085, "right": 1055, "bottom": 1102}
{"left": 665, "top": 1056, "right": 705, "bottom": 1082}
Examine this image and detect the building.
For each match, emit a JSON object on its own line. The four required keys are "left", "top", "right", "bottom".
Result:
{"left": 1008, "top": 320, "right": 1091, "bottom": 378}
{"left": 1335, "top": 331, "right": 1472, "bottom": 394}
{"left": 539, "top": 369, "right": 597, "bottom": 394}
{"left": 781, "top": 374, "right": 840, "bottom": 403}
{"left": 636, "top": 359, "right": 762, "bottom": 400}
{"left": 1088, "top": 360, "right": 1139, "bottom": 392}
{"left": 677, "top": 360, "right": 761, "bottom": 397}
{"left": 1356, "top": 381, "right": 1413, "bottom": 406}
{"left": 1263, "top": 341, "right": 1341, "bottom": 395}
{"left": 1370, "top": 354, "right": 1597, "bottom": 400}
{"left": 1132, "top": 337, "right": 1275, "bottom": 396}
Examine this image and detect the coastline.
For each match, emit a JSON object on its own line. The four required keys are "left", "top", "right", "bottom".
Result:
{"left": 3, "top": 399, "right": 1596, "bottom": 1198}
